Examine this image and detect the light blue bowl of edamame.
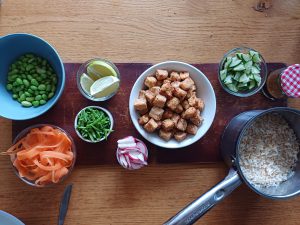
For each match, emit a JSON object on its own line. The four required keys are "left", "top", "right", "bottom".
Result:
{"left": 0, "top": 33, "right": 65, "bottom": 120}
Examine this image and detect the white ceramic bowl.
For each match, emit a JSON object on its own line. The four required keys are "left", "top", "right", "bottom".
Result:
{"left": 129, "top": 61, "right": 216, "bottom": 148}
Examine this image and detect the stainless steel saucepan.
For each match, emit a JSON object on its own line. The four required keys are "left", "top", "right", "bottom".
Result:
{"left": 164, "top": 107, "right": 300, "bottom": 225}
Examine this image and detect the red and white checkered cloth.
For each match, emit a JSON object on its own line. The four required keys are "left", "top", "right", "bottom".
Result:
{"left": 280, "top": 64, "right": 300, "bottom": 97}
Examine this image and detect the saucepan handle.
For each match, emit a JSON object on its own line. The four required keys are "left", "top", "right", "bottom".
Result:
{"left": 163, "top": 168, "right": 242, "bottom": 225}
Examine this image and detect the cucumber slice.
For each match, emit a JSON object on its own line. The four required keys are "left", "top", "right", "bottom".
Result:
{"left": 253, "top": 74, "right": 261, "bottom": 84}
{"left": 233, "top": 64, "right": 245, "bottom": 71}
{"left": 224, "top": 57, "right": 232, "bottom": 69}
{"left": 237, "top": 82, "right": 248, "bottom": 88}
{"left": 236, "top": 53, "right": 243, "bottom": 59}
{"left": 226, "top": 83, "right": 238, "bottom": 92}
{"left": 229, "top": 57, "right": 242, "bottom": 68}
{"left": 249, "top": 80, "right": 256, "bottom": 89}
{"left": 234, "top": 72, "right": 242, "bottom": 81}
{"left": 220, "top": 69, "right": 227, "bottom": 81}
{"left": 224, "top": 75, "right": 233, "bottom": 84}
{"left": 252, "top": 53, "right": 261, "bottom": 63}
{"left": 241, "top": 53, "right": 251, "bottom": 62}
{"left": 239, "top": 73, "right": 250, "bottom": 83}
{"left": 251, "top": 66, "right": 260, "bottom": 74}
{"left": 249, "top": 50, "right": 256, "bottom": 57}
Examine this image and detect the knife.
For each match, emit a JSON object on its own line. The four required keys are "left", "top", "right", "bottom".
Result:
{"left": 58, "top": 184, "right": 73, "bottom": 225}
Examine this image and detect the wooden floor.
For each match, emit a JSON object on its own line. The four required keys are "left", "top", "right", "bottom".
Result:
{"left": 0, "top": 0, "right": 300, "bottom": 224}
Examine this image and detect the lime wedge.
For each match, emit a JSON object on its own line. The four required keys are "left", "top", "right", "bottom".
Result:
{"left": 90, "top": 76, "right": 120, "bottom": 98}
{"left": 80, "top": 73, "right": 94, "bottom": 94}
{"left": 87, "top": 61, "right": 117, "bottom": 80}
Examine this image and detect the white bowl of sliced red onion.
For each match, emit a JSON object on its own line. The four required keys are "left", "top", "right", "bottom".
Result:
{"left": 116, "top": 136, "right": 148, "bottom": 170}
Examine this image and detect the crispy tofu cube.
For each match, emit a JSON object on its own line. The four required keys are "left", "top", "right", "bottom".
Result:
{"left": 170, "top": 71, "right": 181, "bottom": 81}
{"left": 186, "top": 123, "right": 198, "bottom": 135}
{"left": 182, "top": 107, "right": 197, "bottom": 119}
{"left": 159, "top": 129, "right": 173, "bottom": 141}
{"left": 180, "top": 77, "right": 195, "bottom": 91}
{"left": 190, "top": 111, "right": 204, "bottom": 126}
{"left": 161, "top": 82, "right": 173, "bottom": 93}
{"left": 145, "top": 90, "right": 156, "bottom": 104}
{"left": 149, "top": 106, "right": 164, "bottom": 121}
{"left": 162, "top": 119, "right": 175, "bottom": 131}
{"left": 160, "top": 82, "right": 174, "bottom": 99}
{"left": 144, "top": 76, "right": 157, "bottom": 88}
{"left": 186, "top": 90, "right": 196, "bottom": 99}
{"left": 150, "top": 86, "right": 161, "bottom": 95}
{"left": 162, "top": 109, "right": 174, "bottom": 119}
{"left": 152, "top": 94, "right": 167, "bottom": 108}
{"left": 138, "top": 114, "right": 150, "bottom": 125}
{"left": 182, "top": 100, "right": 190, "bottom": 110}
{"left": 144, "top": 118, "right": 158, "bottom": 133}
{"left": 134, "top": 98, "right": 148, "bottom": 111}
{"left": 179, "top": 72, "right": 190, "bottom": 80}
{"left": 174, "top": 104, "right": 184, "bottom": 114}
{"left": 155, "top": 69, "right": 169, "bottom": 80}
{"left": 166, "top": 97, "right": 180, "bottom": 111}
{"left": 173, "top": 87, "right": 187, "bottom": 100}
{"left": 139, "top": 90, "right": 146, "bottom": 99}
{"left": 176, "top": 118, "right": 187, "bottom": 131}
{"left": 171, "top": 113, "right": 180, "bottom": 125}
{"left": 171, "top": 81, "right": 181, "bottom": 89}
{"left": 195, "top": 98, "right": 205, "bottom": 112}
{"left": 174, "top": 131, "right": 187, "bottom": 141}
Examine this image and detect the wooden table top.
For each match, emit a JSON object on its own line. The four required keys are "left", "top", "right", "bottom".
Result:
{"left": 1, "top": 0, "right": 300, "bottom": 225}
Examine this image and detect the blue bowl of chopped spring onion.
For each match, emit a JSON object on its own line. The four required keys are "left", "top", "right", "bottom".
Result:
{"left": 74, "top": 106, "right": 114, "bottom": 143}
{"left": 218, "top": 47, "right": 267, "bottom": 97}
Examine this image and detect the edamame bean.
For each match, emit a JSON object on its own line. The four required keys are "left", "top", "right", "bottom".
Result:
{"left": 19, "top": 94, "right": 26, "bottom": 101}
{"left": 21, "top": 101, "right": 32, "bottom": 107}
{"left": 12, "top": 94, "right": 18, "bottom": 99}
{"left": 25, "top": 92, "right": 31, "bottom": 97}
{"left": 25, "top": 97, "right": 34, "bottom": 102}
{"left": 42, "top": 94, "right": 47, "bottom": 100}
{"left": 46, "top": 84, "right": 51, "bottom": 92}
{"left": 16, "top": 78, "right": 23, "bottom": 85}
{"left": 48, "top": 92, "right": 54, "bottom": 99}
{"left": 35, "top": 95, "right": 42, "bottom": 101}
{"left": 31, "top": 79, "right": 38, "bottom": 86}
{"left": 6, "top": 84, "right": 12, "bottom": 91}
{"left": 38, "top": 84, "right": 46, "bottom": 91}
{"left": 32, "top": 101, "right": 40, "bottom": 107}
{"left": 23, "top": 79, "right": 30, "bottom": 87}
{"left": 39, "top": 100, "right": 46, "bottom": 105}
{"left": 30, "top": 85, "right": 38, "bottom": 91}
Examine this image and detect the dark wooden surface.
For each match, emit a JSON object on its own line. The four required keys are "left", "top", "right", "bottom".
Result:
{"left": 12, "top": 63, "right": 286, "bottom": 165}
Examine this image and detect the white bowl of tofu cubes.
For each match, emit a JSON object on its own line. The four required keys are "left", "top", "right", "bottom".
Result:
{"left": 129, "top": 61, "right": 216, "bottom": 148}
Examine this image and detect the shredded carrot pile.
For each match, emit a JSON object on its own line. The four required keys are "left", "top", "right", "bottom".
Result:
{"left": 2, "top": 126, "right": 74, "bottom": 186}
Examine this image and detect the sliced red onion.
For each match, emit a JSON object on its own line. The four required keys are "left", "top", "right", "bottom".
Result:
{"left": 116, "top": 136, "right": 148, "bottom": 170}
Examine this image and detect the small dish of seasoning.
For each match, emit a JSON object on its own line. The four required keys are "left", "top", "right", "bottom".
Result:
{"left": 218, "top": 47, "right": 267, "bottom": 97}
{"left": 74, "top": 106, "right": 114, "bottom": 143}
{"left": 263, "top": 64, "right": 300, "bottom": 100}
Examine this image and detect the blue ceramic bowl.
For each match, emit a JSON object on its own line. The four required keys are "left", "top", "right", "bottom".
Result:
{"left": 0, "top": 33, "right": 65, "bottom": 120}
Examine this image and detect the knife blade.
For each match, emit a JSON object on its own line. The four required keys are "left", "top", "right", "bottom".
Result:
{"left": 58, "top": 184, "right": 73, "bottom": 225}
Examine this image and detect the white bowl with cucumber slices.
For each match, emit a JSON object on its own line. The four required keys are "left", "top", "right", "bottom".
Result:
{"left": 76, "top": 58, "right": 121, "bottom": 101}
{"left": 218, "top": 47, "right": 267, "bottom": 97}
